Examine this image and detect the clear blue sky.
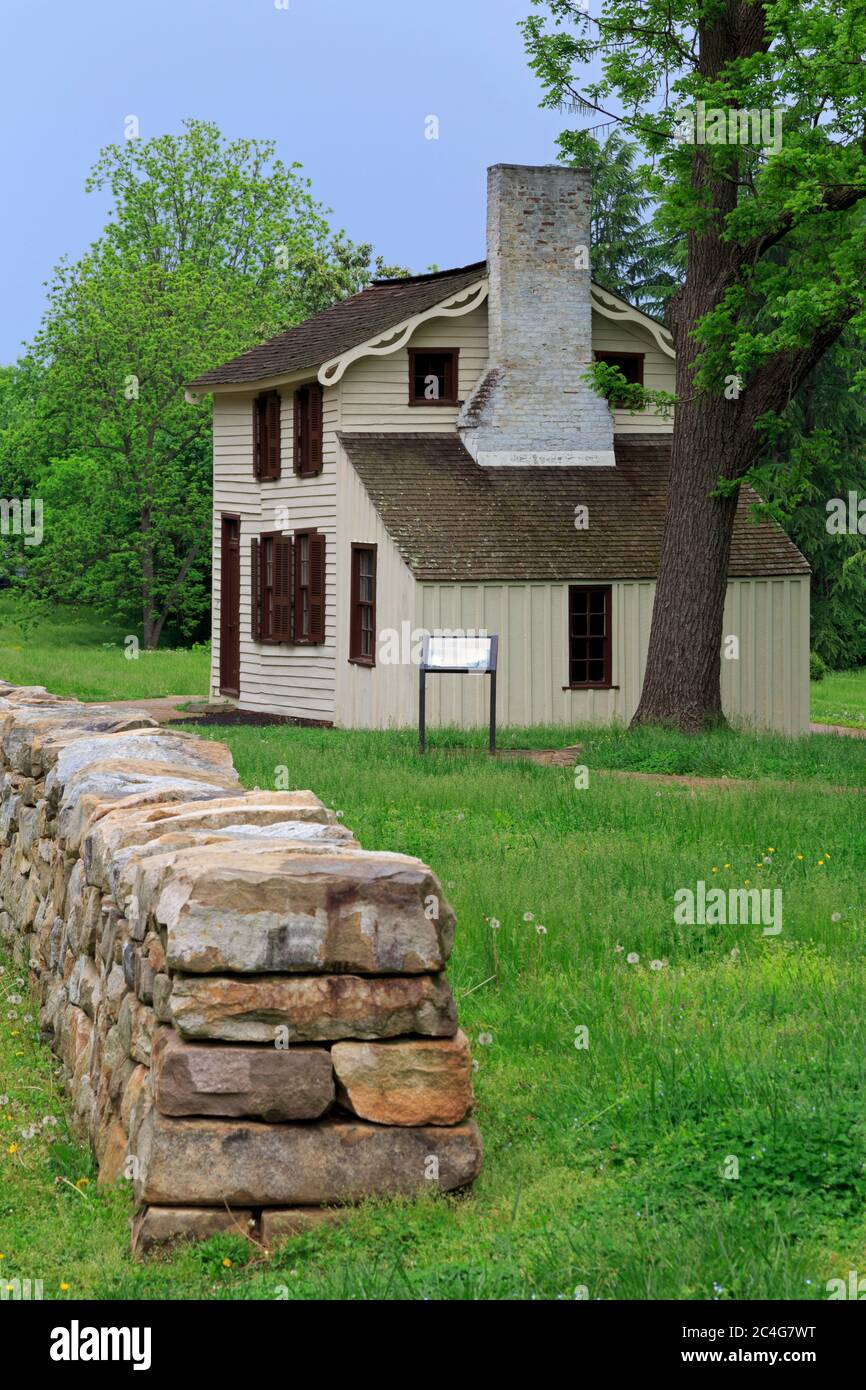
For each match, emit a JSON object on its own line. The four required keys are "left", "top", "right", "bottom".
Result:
{"left": 0, "top": 0, "right": 578, "bottom": 364}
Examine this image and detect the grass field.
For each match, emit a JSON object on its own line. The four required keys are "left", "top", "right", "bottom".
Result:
{"left": 2, "top": 611, "right": 866, "bottom": 1300}
{"left": 810, "top": 667, "right": 866, "bottom": 729}
{"left": 0, "top": 598, "right": 209, "bottom": 701}
{"left": 2, "top": 717, "right": 866, "bottom": 1301}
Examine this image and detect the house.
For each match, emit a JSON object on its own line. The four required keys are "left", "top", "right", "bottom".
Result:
{"left": 190, "top": 164, "right": 810, "bottom": 734}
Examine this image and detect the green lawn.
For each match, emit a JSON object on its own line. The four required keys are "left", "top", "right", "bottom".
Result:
{"left": 3, "top": 721, "right": 866, "bottom": 1301}
{"left": 810, "top": 667, "right": 866, "bottom": 730}
{"left": 0, "top": 597, "right": 210, "bottom": 701}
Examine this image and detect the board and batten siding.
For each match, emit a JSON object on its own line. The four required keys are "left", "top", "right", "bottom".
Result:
{"left": 334, "top": 575, "right": 807, "bottom": 734}
{"left": 590, "top": 308, "right": 676, "bottom": 434}
{"left": 210, "top": 387, "right": 339, "bottom": 721}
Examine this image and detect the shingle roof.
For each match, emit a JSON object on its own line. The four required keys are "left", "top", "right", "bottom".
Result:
{"left": 189, "top": 263, "right": 487, "bottom": 388}
{"left": 339, "top": 432, "right": 810, "bottom": 581}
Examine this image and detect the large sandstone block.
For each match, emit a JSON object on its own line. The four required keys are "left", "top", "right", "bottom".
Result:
{"left": 260, "top": 1208, "right": 347, "bottom": 1245}
{"left": 169, "top": 971, "right": 457, "bottom": 1043}
{"left": 152, "top": 1028, "right": 334, "bottom": 1122}
{"left": 332, "top": 1032, "right": 474, "bottom": 1126}
{"left": 134, "top": 1112, "right": 483, "bottom": 1206}
{"left": 135, "top": 845, "right": 454, "bottom": 975}
{"left": 131, "top": 1205, "right": 255, "bottom": 1257}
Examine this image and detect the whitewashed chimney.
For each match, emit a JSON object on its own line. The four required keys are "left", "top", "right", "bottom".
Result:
{"left": 458, "top": 164, "right": 615, "bottom": 467}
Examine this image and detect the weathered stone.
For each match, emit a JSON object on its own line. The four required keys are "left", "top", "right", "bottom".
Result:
{"left": 260, "top": 1208, "right": 347, "bottom": 1246}
{"left": 131, "top": 1205, "right": 255, "bottom": 1257}
{"left": 68, "top": 954, "right": 101, "bottom": 1018}
{"left": 134, "top": 846, "right": 454, "bottom": 975}
{"left": 332, "top": 1032, "right": 474, "bottom": 1126}
{"left": 152, "top": 973, "right": 172, "bottom": 1023}
{"left": 135, "top": 1113, "right": 483, "bottom": 1206}
{"left": 170, "top": 971, "right": 458, "bottom": 1043}
{"left": 152, "top": 1028, "right": 334, "bottom": 1122}
{"left": 96, "top": 1119, "right": 127, "bottom": 1188}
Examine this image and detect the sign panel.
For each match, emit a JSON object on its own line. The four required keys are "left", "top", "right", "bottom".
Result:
{"left": 422, "top": 634, "right": 497, "bottom": 673}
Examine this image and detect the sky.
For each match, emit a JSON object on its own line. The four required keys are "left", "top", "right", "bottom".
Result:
{"left": 0, "top": 0, "right": 580, "bottom": 364}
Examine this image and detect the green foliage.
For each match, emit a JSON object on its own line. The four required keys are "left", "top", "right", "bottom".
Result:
{"left": 810, "top": 651, "right": 827, "bottom": 683}
{"left": 4, "top": 120, "right": 401, "bottom": 647}
{"left": 557, "top": 128, "right": 680, "bottom": 317}
{"left": 583, "top": 358, "right": 677, "bottom": 418}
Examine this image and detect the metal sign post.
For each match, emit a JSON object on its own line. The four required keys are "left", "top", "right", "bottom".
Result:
{"left": 418, "top": 634, "right": 499, "bottom": 754}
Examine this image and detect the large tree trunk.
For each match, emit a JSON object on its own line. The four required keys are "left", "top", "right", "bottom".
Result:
{"left": 631, "top": 392, "right": 741, "bottom": 732}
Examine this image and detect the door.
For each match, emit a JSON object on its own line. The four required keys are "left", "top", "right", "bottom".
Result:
{"left": 219, "top": 514, "right": 241, "bottom": 696}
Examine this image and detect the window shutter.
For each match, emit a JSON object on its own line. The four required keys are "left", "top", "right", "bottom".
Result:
{"left": 309, "top": 532, "right": 326, "bottom": 644}
{"left": 308, "top": 384, "right": 323, "bottom": 474}
{"left": 265, "top": 393, "right": 281, "bottom": 479}
{"left": 273, "top": 536, "right": 293, "bottom": 640}
{"left": 250, "top": 538, "right": 261, "bottom": 641}
{"left": 293, "top": 389, "right": 303, "bottom": 475}
{"left": 253, "top": 398, "right": 263, "bottom": 480}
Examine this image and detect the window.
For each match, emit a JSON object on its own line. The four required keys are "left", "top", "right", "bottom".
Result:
{"left": 253, "top": 392, "right": 281, "bottom": 480}
{"left": 293, "top": 383, "right": 324, "bottom": 476}
{"left": 568, "top": 586, "right": 612, "bottom": 687}
{"left": 593, "top": 351, "right": 644, "bottom": 407}
{"left": 293, "top": 529, "right": 326, "bottom": 644}
{"left": 250, "top": 533, "right": 293, "bottom": 643}
{"left": 349, "top": 545, "right": 377, "bottom": 665}
{"left": 408, "top": 349, "right": 459, "bottom": 405}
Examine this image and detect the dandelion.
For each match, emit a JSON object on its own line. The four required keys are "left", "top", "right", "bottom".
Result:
{"left": 6, "top": 1144, "right": 17, "bottom": 1155}
{"left": 535, "top": 923, "right": 547, "bottom": 936}
{"left": 0, "top": 1096, "right": 8, "bottom": 1107}
{"left": 649, "top": 959, "right": 665, "bottom": 971}
{"left": 730, "top": 948, "right": 740, "bottom": 959}
{"left": 59, "top": 1282, "right": 69, "bottom": 1291}
{"left": 7, "top": 995, "right": 21, "bottom": 1006}
{"left": 489, "top": 918, "right": 501, "bottom": 932}
{"left": 743, "top": 880, "right": 750, "bottom": 887}
{"left": 471, "top": 1059, "right": 480, "bottom": 1072}
{"left": 457, "top": 812, "right": 465, "bottom": 821}
{"left": 74, "top": 1177, "right": 89, "bottom": 1190}
{"left": 523, "top": 911, "right": 534, "bottom": 923}
{"left": 6, "top": 1011, "right": 18, "bottom": 1021}
{"left": 335, "top": 810, "right": 344, "bottom": 820}
{"left": 767, "top": 848, "right": 775, "bottom": 854}
{"left": 626, "top": 952, "right": 640, "bottom": 965}
{"left": 831, "top": 912, "right": 841, "bottom": 923}
{"left": 724, "top": 863, "right": 731, "bottom": 869}
{"left": 762, "top": 856, "right": 772, "bottom": 866}
{"left": 711, "top": 867, "right": 718, "bottom": 874}
{"left": 817, "top": 860, "right": 825, "bottom": 867}
{"left": 796, "top": 853, "right": 804, "bottom": 861}
{"left": 222, "top": 1258, "right": 232, "bottom": 1268}
{"left": 614, "top": 944, "right": 624, "bottom": 954}
{"left": 478, "top": 1032, "right": 493, "bottom": 1046}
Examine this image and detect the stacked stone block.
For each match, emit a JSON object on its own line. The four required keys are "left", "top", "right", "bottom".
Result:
{"left": 0, "top": 682, "right": 481, "bottom": 1254}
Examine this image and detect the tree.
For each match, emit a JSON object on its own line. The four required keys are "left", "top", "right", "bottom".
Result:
{"left": 524, "top": 1, "right": 866, "bottom": 731}
{"left": 558, "top": 128, "right": 680, "bottom": 316}
{"left": 21, "top": 120, "right": 402, "bottom": 647}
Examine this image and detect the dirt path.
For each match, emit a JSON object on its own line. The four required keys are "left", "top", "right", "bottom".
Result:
{"left": 810, "top": 721, "right": 866, "bottom": 739}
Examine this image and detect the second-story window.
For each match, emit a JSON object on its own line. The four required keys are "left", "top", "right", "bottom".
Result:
{"left": 594, "top": 351, "right": 645, "bottom": 406}
{"left": 409, "top": 349, "right": 459, "bottom": 405}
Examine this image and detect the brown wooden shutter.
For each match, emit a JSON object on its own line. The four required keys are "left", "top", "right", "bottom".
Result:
{"left": 273, "top": 536, "right": 293, "bottom": 640}
{"left": 309, "top": 532, "right": 326, "bottom": 644}
{"left": 265, "top": 393, "right": 281, "bottom": 479}
{"left": 250, "top": 538, "right": 261, "bottom": 641}
{"left": 253, "top": 398, "right": 263, "bottom": 480}
{"left": 308, "top": 384, "right": 323, "bottom": 474}
{"left": 349, "top": 547, "right": 360, "bottom": 660}
{"left": 293, "top": 389, "right": 303, "bottom": 475}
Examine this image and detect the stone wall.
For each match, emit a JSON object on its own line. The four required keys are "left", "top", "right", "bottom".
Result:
{"left": 0, "top": 681, "right": 481, "bottom": 1255}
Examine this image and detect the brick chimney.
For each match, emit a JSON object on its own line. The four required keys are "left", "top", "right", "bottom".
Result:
{"left": 458, "top": 164, "right": 615, "bottom": 467}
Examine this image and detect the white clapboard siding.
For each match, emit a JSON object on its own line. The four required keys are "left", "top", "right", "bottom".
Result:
{"left": 211, "top": 387, "right": 339, "bottom": 721}
{"left": 338, "top": 302, "right": 490, "bottom": 433}
{"left": 591, "top": 309, "right": 677, "bottom": 434}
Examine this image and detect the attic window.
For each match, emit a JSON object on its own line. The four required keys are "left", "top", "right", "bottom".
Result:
{"left": 409, "top": 349, "right": 459, "bottom": 405}
{"left": 594, "top": 351, "right": 644, "bottom": 406}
